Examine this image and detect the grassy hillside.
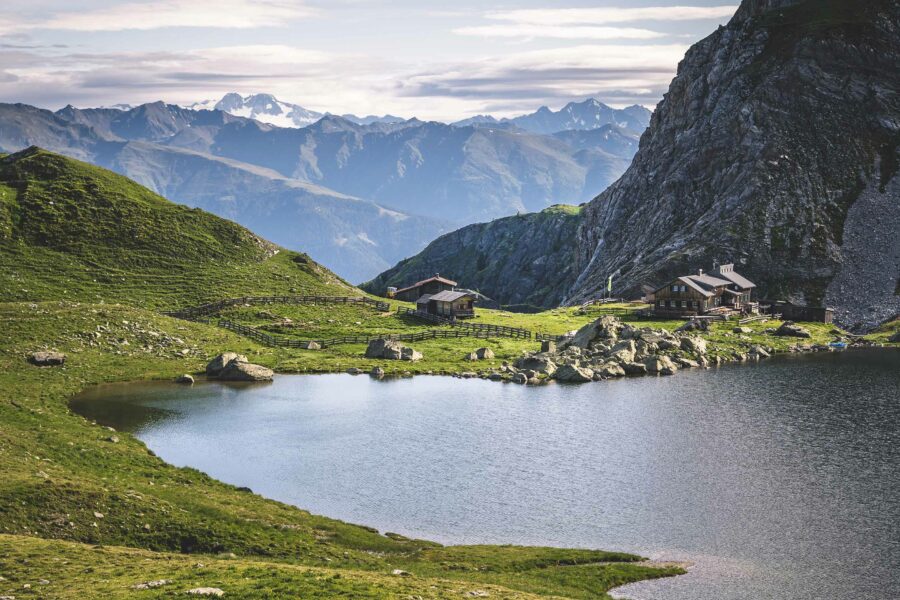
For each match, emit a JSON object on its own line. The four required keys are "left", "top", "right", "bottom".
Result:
{"left": 0, "top": 150, "right": 681, "bottom": 598}
{"left": 0, "top": 147, "right": 352, "bottom": 308}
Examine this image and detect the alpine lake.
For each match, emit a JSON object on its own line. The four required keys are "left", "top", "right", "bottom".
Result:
{"left": 72, "top": 348, "right": 900, "bottom": 600}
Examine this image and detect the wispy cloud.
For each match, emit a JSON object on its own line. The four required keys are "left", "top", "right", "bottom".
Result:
{"left": 2, "top": 0, "right": 315, "bottom": 33}
{"left": 454, "top": 25, "right": 666, "bottom": 41}
{"left": 483, "top": 6, "right": 738, "bottom": 27}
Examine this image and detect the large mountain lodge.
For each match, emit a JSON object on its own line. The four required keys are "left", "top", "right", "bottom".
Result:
{"left": 651, "top": 263, "right": 757, "bottom": 318}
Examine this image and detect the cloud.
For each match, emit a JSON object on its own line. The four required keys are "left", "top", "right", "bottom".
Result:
{"left": 483, "top": 6, "right": 739, "bottom": 27}
{"left": 398, "top": 44, "right": 689, "bottom": 111}
{"left": 453, "top": 25, "right": 667, "bottom": 41}
{"left": 2, "top": 0, "right": 315, "bottom": 33}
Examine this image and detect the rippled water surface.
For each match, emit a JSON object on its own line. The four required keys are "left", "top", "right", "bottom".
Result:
{"left": 72, "top": 349, "right": 900, "bottom": 600}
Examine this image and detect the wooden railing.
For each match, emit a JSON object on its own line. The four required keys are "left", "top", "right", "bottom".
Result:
{"left": 164, "top": 295, "right": 390, "bottom": 320}
{"left": 398, "top": 308, "right": 533, "bottom": 339}
{"left": 218, "top": 319, "right": 530, "bottom": 349}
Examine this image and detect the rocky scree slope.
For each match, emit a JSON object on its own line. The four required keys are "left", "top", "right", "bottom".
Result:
{"left": 362, "top": 205, "right": 582, "bottom": 309}
{"left": 569, "top": 0, "right": 900, "bottom": 331}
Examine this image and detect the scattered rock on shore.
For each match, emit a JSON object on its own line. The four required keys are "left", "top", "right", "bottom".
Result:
{"left": 365, "top": 339, "right": 422, "bottom": 361}
{"left": 175, "top": 374, "right": 194, "bottom": 384}
{"left": 28, "top": 351, "right": 66, "bottom": 366}
{"left": 217, "top": 360, "right": 273, "bottom": 382}
{"left": 206, "top": 353, "right": 247, "bottom": 376}
{"left": 774, "top": 322, "right": 812, "bottom": 338}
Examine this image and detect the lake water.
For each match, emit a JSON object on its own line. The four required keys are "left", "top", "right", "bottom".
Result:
{"left": 72, "top": 349, "right": 900, "bottom": 600}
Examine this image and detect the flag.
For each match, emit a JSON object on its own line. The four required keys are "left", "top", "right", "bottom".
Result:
{"left": 607, "top": 275, "right": 613, "bottom": 293}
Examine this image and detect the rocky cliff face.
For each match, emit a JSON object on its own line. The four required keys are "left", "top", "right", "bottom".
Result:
{"left": 362, "top": 206, "right": 582, "bottom": 309}
{"left": 568, "top": 0, "right": 900, "bottom": 330}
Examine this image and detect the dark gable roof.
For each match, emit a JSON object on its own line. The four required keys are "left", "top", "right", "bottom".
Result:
{"left": 430, "top": 290, "right": 472, "bottom": 302}
{"left": 415, "top": 294, "right": 434, "bottom": 304}
{"left": 686, "top": 273, "right": 731, "bottom": 289}
{"left": 395, "top": 275, "right": 458, "bottom": 295}
{"left": 712, "top": 264, "right": 756, "bottom": 289}
{"left": 678, "top": 276, "right": 714, "bottom": 297}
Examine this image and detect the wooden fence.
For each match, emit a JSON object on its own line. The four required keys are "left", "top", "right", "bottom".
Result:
{"left": 218, "top": 319, "right": 530, "bottom": 349}
{"left": 164, "top": 295, "right": 390, "bottom": 320}
{"left": 398, "top": 307, "right": 533, "bottom": 339}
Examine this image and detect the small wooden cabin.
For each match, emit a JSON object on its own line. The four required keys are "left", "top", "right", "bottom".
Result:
{"left": 416, "top": 290, "right": 476, "bottom": 319}
{"left": 711, "top": 263, "right": 756, "bottom": 309}
{"left": 393, "top": 274, "right": 457, "bottom": 302}
{"left": 653, "top": 276, "right": 720, "bottom": 317}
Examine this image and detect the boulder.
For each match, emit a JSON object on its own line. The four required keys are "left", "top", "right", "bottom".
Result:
{"left": 186, "top": 589, "right": 225, "bottom": 597}
{"left": 474, "top": 347, "right": 495, "bottom": 360}
{"left": 888, "top": 331, "right": 900, "bottom": 343}
{"left": 370, "top": 366, "right": 385, "bottom": 379}
{"left": 365, "top": 338, "right": 394, "bottom": 358}
{"left": 749, "top": 345, "right": 771, "bottom": 358}
{"left": 622, "top": 361, "right": 648, "bottom": 375}
{"left": 526, "top": 377, "right": 542, "bottom": 385}
{"left": 513, "top": 356, "right": 557, "bottom": 376}
{"left": 677, "top": 319, "right": 708, "bottom": 332}
{"left": 567, "top": 315, "right": 621, "bottom": 348}
{"left": 206, "top": 353, "right": 247, "bottom": 376}
{"left": 679, "top": 336, "right": 707, "bottom": 354}
{"left": 595, "top": 362, "right": 626, "bottom": 378}
{"left": 644, "top": 355, "right": 678, "bottom": 376}
{"left": 175, "top": 374, "right": 194, "bottom": 384}
{"left": 488, "top": 372, "right": 503, "bottom": 381}
{"left": 540, "top": 340, "right": 557, "bottom": 353}
{"left": 300, "top": 341, "right": 321, "bottom": 350}
{"left": 774, "top": 322, "right": 812, "bottom": 338}
{"left": 554, "top": 364, "right": 595, "bottom": 383}
{"left": 218, "top": 360, "right": 274, "bottom": 382}
{"left": 401, "top": 347, "right": 423, "bottom": 362}
{"left": 28, "top": 351, "right": 66, "bottom": 366}
{"left": 512, "top": 372, "right": 527, "bottom": 384}
{"left": 606, "top": 339, "right": 636, "bottom": 363}
{"left": 674, "top": 357, "right": 700, "bottom": 368}
{"left": 733, "top": 326, "right": 753, "bottom": 334}
{"left": 465, "top": 352, "right": 479, "bottom": 361}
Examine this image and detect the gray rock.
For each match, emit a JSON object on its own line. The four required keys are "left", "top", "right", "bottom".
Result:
{"left": 733, "top": 326, "right": 753, "bottom": 334}
{"left": 218, "top": 360, "right": 274, "bottom": 381}
{"left": 749, "top": 345, "right": 771, "bottom": 358}
{"left": 888, "top": 332, "right": 900, "bottom": 343}
{"left": 774, "top": 322, "right": 812, "bottom": 338}
{"left": 622, "top": 361, "right": 648, "bottom": 375}
{"left": 644, "top": 356, "right": 678, "bottom": 376}
{"left": 674, "top": 357, "right": 700, "bottom": 368}
{"left": 365, "top": 338, "right": 394, "bottom": 358}
{"left": 540, "top": 340, "right": 557, "bottom": 353}
{"left": 513, "top": 355, "right": 557, "bottom": 376}
{"left": 132, "top": 580, "right": 171, "bottom": 590}
{"left": 401, "top": 347, "right": 423, "bottom": 362}
{"left": 512, "top": 372, "right": 528, "bottom": 384}
{"left": 679, "top": 336, "right": 707, "bottom": 355}
{"left": 554, "top": 364, "right": 595, "bottom": 383}
{"left": 206, "top": 353, "right": 247, "bottom": 376}
{"left": 347, "top": 367, "right": 363, "bottom": 375}
{"left": 370, "top": 366, "right": 385, "bottom": 379}
{"left": 186, "top": 589, "right": 225, "bottom": 597}
{"left": 28, "top": 351, "right": 66, "bottom": 366}
{"left": 474, "top": 347, "right": 495, "bottom": 360}
{"left": 595, "top": 362, "right": 626, "bottom": 378}
{"left": 301, "top": 341, "right": 321, "bottom": 350}
{"left": 175, "top": 374, "right": 194, "bottom": 384}
{"left": 606, "top": 339, "right": 636, "bottom": 363}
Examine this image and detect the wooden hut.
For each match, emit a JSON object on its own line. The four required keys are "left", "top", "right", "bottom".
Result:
{"left": 392, "top": 274, "right": 457, "bottom": 302}
{"left": 416, "top": 290, "right": 476, "bottom": 319}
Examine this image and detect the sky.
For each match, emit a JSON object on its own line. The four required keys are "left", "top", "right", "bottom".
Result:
{"left": 0, "top": 0, "right": 739, "bottom": 121}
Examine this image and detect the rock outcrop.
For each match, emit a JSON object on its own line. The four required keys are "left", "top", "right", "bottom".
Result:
{"left": 28, "top": 351, "right": 66, "bottom": 366}
{"left": 218, "top": 360, "right": 274, "bottom": 382}
{"left": 365, "top": 339, "right": 422, "bottom": 361}
{"left": 774, "top": 321, "right": 812, "bottom": 338}
{"left": 206, "top": 353, "right": 247, "bottom": 376}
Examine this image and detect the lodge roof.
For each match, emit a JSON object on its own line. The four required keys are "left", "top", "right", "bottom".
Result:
{"left": 394, "top": 274, "right": 458, "bottom": 295}
{"left": 686, "top": 273, "right": 732, "bottom": 289}
{"left": 415, "top": 294, "right": 434, "bottom": 304}
{"left": 712, "top": 264, "right": 756, "bottom": 289}
{"left": 430, "top": 290, "right": 473, "bottom": 302}
{"left": 677, "top": 276, "right": 714, "bottom": 297}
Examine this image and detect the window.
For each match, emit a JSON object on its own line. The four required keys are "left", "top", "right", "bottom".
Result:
{"left": 671, "top": 285, "right": 678, "bottom": 292}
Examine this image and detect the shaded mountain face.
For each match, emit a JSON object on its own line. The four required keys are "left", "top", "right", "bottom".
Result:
{"left": 0, "top": 103, "right": 447, "bottom": 283}
{"left": 362, "top": 206, "right": 582, "bottom": 309}
{"left": 368, "top": 0, "right": 900, "bottom": 330}
{"left": 570, "top": 0, "right": 900, "bottom": 331}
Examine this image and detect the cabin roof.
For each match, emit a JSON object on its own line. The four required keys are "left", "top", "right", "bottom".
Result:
{"left": 686, "top": 273, "right": 732, "bottom": 289}
{"left": 430, "top": 290, "right": 472, "bottom": 302}
{"left": 394, "top": 274, "right": 458, "bottom": 295}
{"left": 677, "top": 276, "right": 714, "bottom": 297}
{"left": 712, "top": 265, "right": 756, "bottom": 289}
{"left": 415, "top": 294, "right": 434, "bottom": 304}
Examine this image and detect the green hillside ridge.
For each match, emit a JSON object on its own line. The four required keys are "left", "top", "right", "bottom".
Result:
{"left": 0, "top": 147, "right": 353, "bottom": 308}
{"left": 0, "top": 149, "right": 682, "bottom": 598}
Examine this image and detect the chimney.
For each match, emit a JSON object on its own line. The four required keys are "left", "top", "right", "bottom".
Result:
{"left": 698, "top": 268, "right": 704, "bottom": 276}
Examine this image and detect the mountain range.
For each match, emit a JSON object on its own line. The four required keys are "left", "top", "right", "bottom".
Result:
{"left": 366, "top": 0, "right": 900, "bottom": 331}
{"left": 0, "top": 96, "right": 650, "bottom": 281}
